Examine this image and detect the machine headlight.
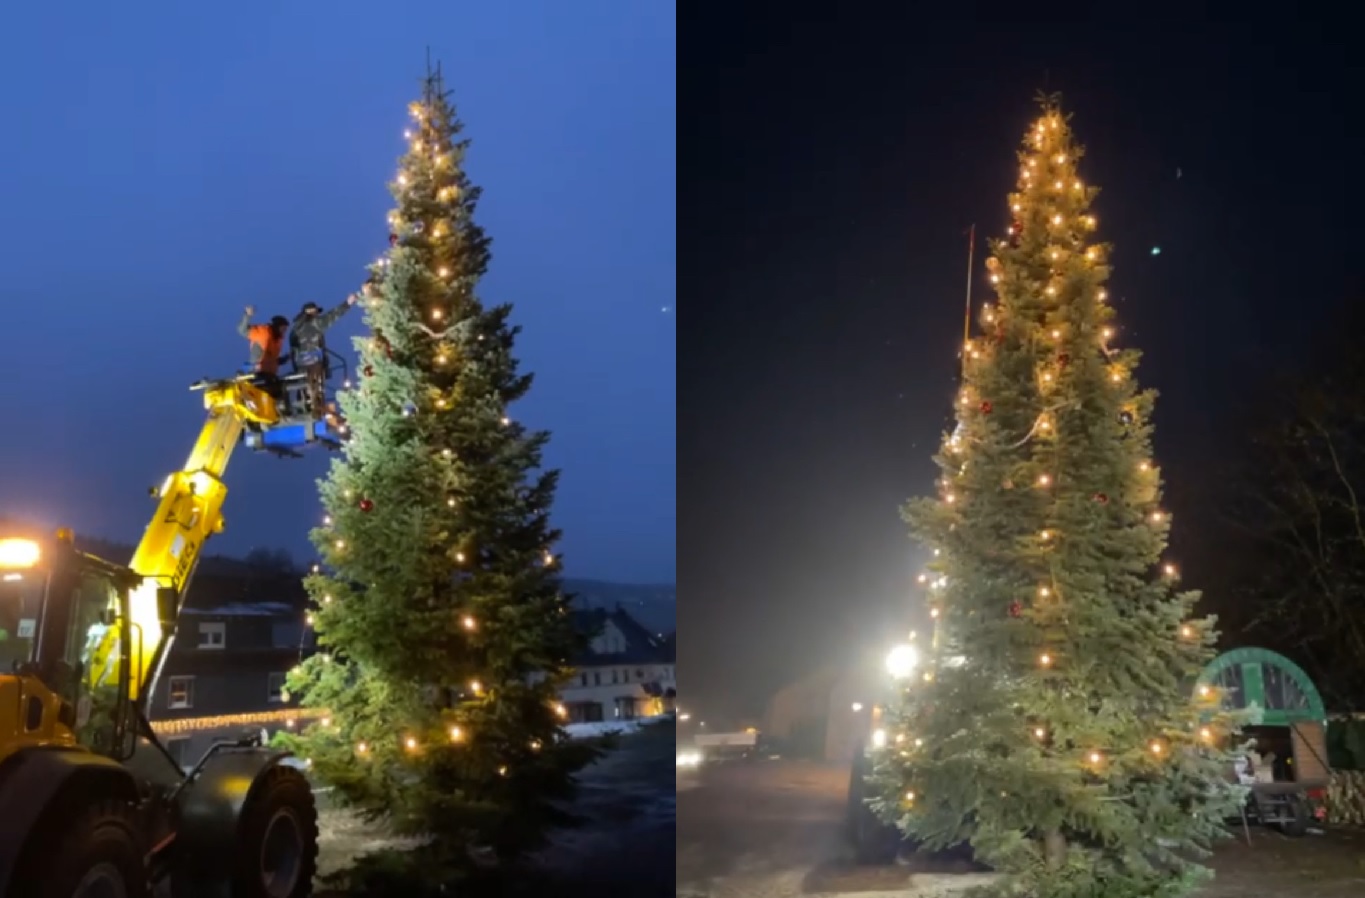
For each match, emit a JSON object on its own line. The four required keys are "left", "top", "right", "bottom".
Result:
{"left": 676, "top": 750, "right": 703, "bottom": 768}
{"left": 886, "top": 644, "right": 921, "bottom": 680}
{"left": 871, "top": 728, "right": 888, "bottom": 749}
{"left": 0, "top": 539, "right": 40, "bottom": 569}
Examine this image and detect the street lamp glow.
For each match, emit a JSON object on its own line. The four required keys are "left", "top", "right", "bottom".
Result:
{"left": 886, "top": 644, "right": 921, "bottom": 680}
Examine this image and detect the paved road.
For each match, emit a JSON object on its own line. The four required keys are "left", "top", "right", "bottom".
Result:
{"left": 677, "top": 759, "right": 994, "bottom": 898}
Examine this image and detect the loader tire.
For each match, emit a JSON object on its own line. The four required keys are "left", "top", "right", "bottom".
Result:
{"left": 26, "top": 799, "right": 146, "bottom": 898}
{"left": 232, "top": 764, "right": 318, "bottom": 898}
{"left": 170, "top": 764, "right": 318, "bottom": 898}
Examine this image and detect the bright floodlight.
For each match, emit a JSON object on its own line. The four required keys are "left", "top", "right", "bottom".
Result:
{"left": 0, "top": 538, "right": 40, "bottom": 569}
{"left": 886, "top": 644, "right": 920, "bottom": 680}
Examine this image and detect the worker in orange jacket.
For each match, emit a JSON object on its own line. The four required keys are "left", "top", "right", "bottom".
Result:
{"left": 238, "top": 306, "right": 290, "bottom": 395}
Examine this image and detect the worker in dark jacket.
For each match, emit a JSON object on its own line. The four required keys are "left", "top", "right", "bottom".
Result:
{"left": 290, "top": 285, "right": 368, "bottom": 419}
{"left": 238, "top": 307, "right": 290, "bottom": 396}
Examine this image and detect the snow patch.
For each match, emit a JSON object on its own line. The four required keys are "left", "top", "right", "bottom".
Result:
{"left": 563, "top": 719, "right": 648, "bottom": 738}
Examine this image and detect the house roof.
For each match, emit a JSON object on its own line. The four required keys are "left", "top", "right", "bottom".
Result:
{"left": 570, "top": 606, "right": 671, "bottom": 666}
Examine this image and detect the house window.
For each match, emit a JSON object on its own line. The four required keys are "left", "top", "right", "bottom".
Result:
{"left": 580, "top": 673, "right": 588, "bottom": 687}
{"left": 267, "top": 672, "right": 288, "bottom": 704}
{"left": 197, "top": 622, "right": 226, "bottom": 650}
{"left": 593, "top": 671, "right": 601, "bottom": 686}
{"left": 167, "top": 676, "right": 194, "bottom": 710}
{"left": 611, "top": 669, "right": 620, "bottom": 685}
{"left": 635, "top": 669, "right": 645, "bottom": 680}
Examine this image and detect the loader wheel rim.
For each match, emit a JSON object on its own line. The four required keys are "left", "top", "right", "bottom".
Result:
{"left": 74, "top": 862, "right": 127, "bottom": 898}
{"left": 260, "top": 807, "right": 304, "bottom": 897}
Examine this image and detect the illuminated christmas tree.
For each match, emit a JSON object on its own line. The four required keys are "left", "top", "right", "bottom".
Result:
{"left": 869, "top": 98, "right": 1245, "bottom": 898}
{"left": 280, "top": 65, "right": 597, "bottom": 891}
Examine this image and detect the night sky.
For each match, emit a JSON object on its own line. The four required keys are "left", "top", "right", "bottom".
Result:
{"left": 681, "top": 17, "right": 1364, "bottom": 719}
{"left": 0, "top": 2, "right": 675, "bottom": 584}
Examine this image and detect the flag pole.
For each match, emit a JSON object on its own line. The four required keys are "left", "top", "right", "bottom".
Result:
{"left": 962, "top": 224, "right": 976, "bottom": 377}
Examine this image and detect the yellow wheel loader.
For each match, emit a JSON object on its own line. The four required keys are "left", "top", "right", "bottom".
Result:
{"left": 0, "top": 363, "right": 348, "bottom": 897}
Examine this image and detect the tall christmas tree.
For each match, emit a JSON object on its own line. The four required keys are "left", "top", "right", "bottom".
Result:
{"left": 281, "top": 66, "right": 597, "bottom": 889}
{"left": 869, "top": 99, "right": 1245, "bottom": 898}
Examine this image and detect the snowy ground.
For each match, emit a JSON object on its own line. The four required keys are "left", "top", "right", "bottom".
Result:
{"left": 678, "top": 758, "right": 1365, "bottom": 898}
{"left": 313, "top": 717, "right": 674, "bottom": 896}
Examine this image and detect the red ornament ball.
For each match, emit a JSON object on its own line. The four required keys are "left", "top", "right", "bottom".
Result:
{"left": 363, "top": 364, "right": 374, "bottom": 377}
{"left": 980, "top": 400, "right": 993, "bottom": 414}
{"left": 1008, "top": 601, "right": 1023, "bottom": 618}
{"left": 359, "top": 498, "right": 374, "bottom": 512}
{"left": 388, "top": 232, "right": 398, "bottom": 246}
{"left": 1093, "top": 492, "right": 1109, "bottom": 504}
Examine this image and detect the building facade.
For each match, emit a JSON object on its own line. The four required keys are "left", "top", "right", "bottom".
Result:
{"left": 147, "top": 583, "right": 313, "bottom": 768}
{"left": 559, "top": 607, "right": 676, "bottom": 724}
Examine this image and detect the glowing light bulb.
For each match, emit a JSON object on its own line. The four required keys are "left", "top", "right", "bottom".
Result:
{"left": 1037, "top": 474, "right": 1051, "bottom": 487}
{"left": 1054, "top": 180, "right": 1063, "bottom": 190}
{"left": 450, "top": 726, "right": 463, "bottom": 742}
{"left": 930, "top": 607, "right": 940, "bottom": 619}
{"left": 1034, "top": 727, "right": 1046, "bottom": 739}
{"left": 990, "top": 274, "right": 1000, "bottom": 284}
{"left": 1073, "top": 180, "right": 1083, "bottom": 190}
{"left": 323, "top": 515, "right": 332, "bottom": 526}
{"left": 917, "top": 573, "right": 928, "bottom": 584}
{"left": 1181, "top": 625, "right": 1193, "bottom": 638}
{"left": 1111, "top": 371, "right": 1123, "bottom": 383}
{"left": 498, "top": 766, "right": 508, "bottom": 776}
{"left": 1051, "top": 328, "right": 1062, "bottom": 339}
{"left": 1200, "top": 727, "right": 1213, "bottom": 741}
{"left": 324, "top": 594, "right": 333, "bottom": 604}
{"left": 922, "top": 671, "right": 934, "bottom": 682}
{"left": 1164, "top": 563, "right": 1178, "bottom": 577}
{"left": 1039, "top": 420, "right": 1051, "bottom": 431}
{"left": 357, "top": 742, "right": 368, "bottom": 754}
{"left": 436, "top": 354, "right": 447, "bottom": 364}
{"left": 286, "top": 718, "right": 296, "bottom": 729}
{"left": 322, "top": 717, "right": 332, "bottom": 727}
{"left": 1012, "top": 203, "right": 1021, "bottom": 212}
{"left": 471, "top": 680, "right": 483, "bottom": 694}
{"left": 945, "top": 493, "right": 957, "bottom": 504}
{"left": 1039, "top": 653, "right": 1053, "bottom": 667}
{"left": 1089, "top": 751, "right": 1102, "bottom": 764}
{"left": 462, "top": 615, "right": 476, "bottom": 630}
{"left": 1098, "top": 289, "right": 1108, "bottom": 301}
{"left": 555, "top": 703, "right": 567, "bottom": 718}
{"left": 1045, "top": 285, "right": 1056, "bottom": 296}
{"left": 905, "top": 790, "right": 916, "bottom": 801}
{"left": 447, "top": 497, "right": 457, "bottom": 507}
{"left": 1028, "top": 159, "right": 1037, "bottom": 168}
{"left": 431, "top": 308, "right": 444, "bottom": 321}
{"left": 1038, "top": 585, "right": 1051, "bottom": 597}
{"left": 1086, "top": 248, "right": 1097, "bottom": 260}
{"left": 1150, "top": 741, "right": 1163, "bottom": 755}
{"left": 443, "top": 448, "right": 453, "bottom": 457}
{"left": 501, "top": 416, "right": 511, "bottom": 426}
{"left": 334, "top": 539, "right": 346, "bottom": 550}
{"left": 914, "top": 737, "right": 923, "bottom": 747}
{"left": 1198, "top": 684, "right": 1212, "bottom": 698}
{"left": 456, "top": 552, "right": 466, "bottom": 563}
{"left": 1102, "top": 327, "right": 1114, "bottom": 339}
{"left": 1139, "top": 461, "right": 1151, "bottom": 472}
{"left": 305, "top": 613, "right": 314, "bottom": 626}
{"left": 439, "top": 267, "right": 450, "bottom": 278}
{"left": 397, "top": 174, "right": 408, "bottom": 186}
{"left": 1150, "top": 512, "right": 1164, "bottom": 523}
{"left": 405, "top": 736, "right": 418, "bottom": 751}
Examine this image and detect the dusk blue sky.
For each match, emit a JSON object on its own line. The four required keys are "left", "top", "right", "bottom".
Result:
{"left": 0, "top": 2, "right": 675, "bottom": 584}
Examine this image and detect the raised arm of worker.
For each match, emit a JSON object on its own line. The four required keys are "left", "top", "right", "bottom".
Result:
{"left": 238, "top": 305, "right": 256, "bottom": 337}
{"left": 315, "top": 292, "right": 361, "bottom": 332}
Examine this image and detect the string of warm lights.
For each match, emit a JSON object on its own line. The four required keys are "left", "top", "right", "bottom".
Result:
{"left": 895, "top": 109, "right": 1228, "bottom": 795}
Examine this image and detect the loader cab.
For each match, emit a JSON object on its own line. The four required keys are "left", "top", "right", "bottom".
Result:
{"left": 0, "top": 534, "right": 137, "bottom": 761}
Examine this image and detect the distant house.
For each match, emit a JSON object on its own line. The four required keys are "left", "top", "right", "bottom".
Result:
{"left": 560, "top": 607, "right": 676, "bottom": 723}
{"left": 147, "top": 575, "right": 313, "bottom": 767}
